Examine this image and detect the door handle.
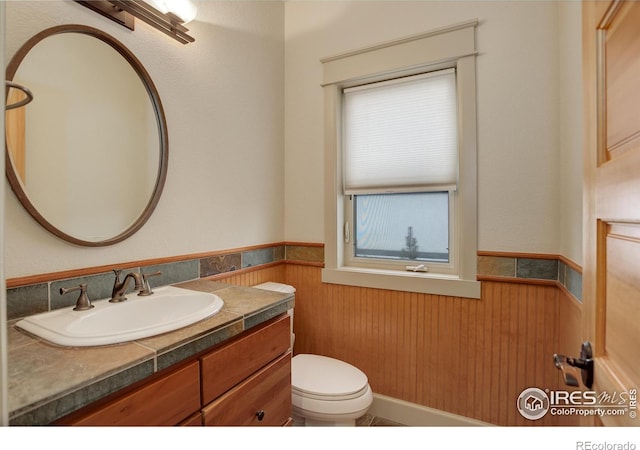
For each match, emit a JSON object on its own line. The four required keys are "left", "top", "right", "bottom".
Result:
{"left": 553, "top": 341, "right": 594, "bottom": 389}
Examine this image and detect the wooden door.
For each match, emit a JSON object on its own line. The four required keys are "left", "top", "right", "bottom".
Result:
{"left": 5, "top": 87, "right": 26, "bottom": 181}
{"left": 583, "top": 0, "right": 640, "bottom": 427}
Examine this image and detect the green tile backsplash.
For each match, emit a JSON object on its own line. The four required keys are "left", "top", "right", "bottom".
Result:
{"left": 242, "top": 247, "right": 278, "bottom": 268}
{"left": 7, "top": 284, "right": 48, "bottom": 320}
{"left": 478, "top": 254, "right": 582, "bottom": 302}
{"left": 477, "top": 255, "right": 516, "bottom": 278}
{"left": 200, "top": 253, "right": 241, "bottom": 278}
{"left": 516, "top": 258, "right": 558, "bottom": 280}
{"left": 7, "top": 244, "right": 583, "bottom": 320}
{"left": 7, "top": 244, "right": 285, "bottom": 320}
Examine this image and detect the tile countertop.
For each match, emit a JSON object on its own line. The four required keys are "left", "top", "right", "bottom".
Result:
{"left": 7, "top": 280, "right": 294, "bottom": 426}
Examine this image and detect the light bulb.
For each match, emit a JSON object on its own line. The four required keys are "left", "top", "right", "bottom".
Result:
{"left": 147, "top": 0, "right": 169, "bottom": 14}
{"left": 164, "top": 0, "right": 197, "bottom": 24}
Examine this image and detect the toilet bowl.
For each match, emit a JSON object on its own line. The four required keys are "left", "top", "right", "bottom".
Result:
{"left": 253, "top": 282, "right": 373, "bottom": 426}
{"left": 291, "top": 353, "right": 373, "bottom": 426}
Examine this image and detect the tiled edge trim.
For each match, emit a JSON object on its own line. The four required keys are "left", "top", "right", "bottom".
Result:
{"left": 6, "top": 244, "right": 583, "bottom": 319}
{"left": 558, "top": 258, "right": 583, "bottom": 303}
{"left": 478, "top": 252, "right": 582, "bottom": 303}
{"left": 9, "top": 358, "right": 155, "bottom": 425}
{"left": 285, "top": 243, "right": 324, "bottom": 265}
{"left": 155, "top": 320, "right": 244, "bottom": 372}
{"left": 6, "top": 244, "right": 286, "bottom": 320}
{"left": 199, "top": 245, "right": 285, "bottom": 278}
{"left": 244, "top": 298, "right": 295, "bottom": 330}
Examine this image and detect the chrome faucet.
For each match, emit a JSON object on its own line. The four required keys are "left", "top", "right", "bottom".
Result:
{"left": 109, "top": 269, "right": 145, "bottom": 303}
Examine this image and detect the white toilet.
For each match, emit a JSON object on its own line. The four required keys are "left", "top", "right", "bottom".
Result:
{"left": 253, "top": 282, "right": 373, "bottom": 426}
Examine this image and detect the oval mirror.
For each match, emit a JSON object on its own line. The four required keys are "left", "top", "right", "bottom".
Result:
{"left": 5, "top": 25, "right": 168, "bottom": 246}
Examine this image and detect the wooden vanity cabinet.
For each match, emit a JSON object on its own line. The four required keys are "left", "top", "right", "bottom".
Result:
{"left": 55, "top": 313, "right": 291, "bottom": 426}
{"left": 202, "top": 353, "right": 291, "bottom": 426}
{"left": 56, "top": 360, "right": 201, "bottom": 426}
{"left": 200, "top": 314, "right": 291, "bottom": 426}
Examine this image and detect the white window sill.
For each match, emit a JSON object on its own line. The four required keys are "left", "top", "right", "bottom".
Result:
{"left": 321, "top": 267, "right": 481, "bottom": 299}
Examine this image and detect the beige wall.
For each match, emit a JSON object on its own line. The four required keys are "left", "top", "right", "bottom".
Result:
{"left": 4, "top": 1, "right": 285, "bottom": 279}
{"left": 4, "top": 1, "right": 584, "bottom": 276}
{"left": 557, "top": 1, "right": 584, "bottom": 265}
{"left": 283, "top": 1, "right": 584, "bottom": 264}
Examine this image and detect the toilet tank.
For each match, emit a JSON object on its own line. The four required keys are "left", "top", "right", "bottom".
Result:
{"left": 253, "top": 282, "right": 296, "bottom": 294}
{"left": 253, "top": 282, "right": 296, "bottom": 348}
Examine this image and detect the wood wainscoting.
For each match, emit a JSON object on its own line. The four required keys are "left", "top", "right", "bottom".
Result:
{"left": 213, "top": 262, "right": 583, "bottom": 426}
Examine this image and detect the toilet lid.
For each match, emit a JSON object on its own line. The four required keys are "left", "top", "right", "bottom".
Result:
{"left": 292, "top": 354, "right": 369, "bottom": 398}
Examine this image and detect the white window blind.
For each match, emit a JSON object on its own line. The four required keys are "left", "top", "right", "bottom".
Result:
{"left": 343, "top": 69, "right": 458, "bottom": 195}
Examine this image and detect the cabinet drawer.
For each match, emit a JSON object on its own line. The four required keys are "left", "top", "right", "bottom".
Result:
{"left": 202, "top": 352, "right": 291, "bottom": 426}
{"left": 60, "top": 361, "right": 200, "bottom": 426}
{"left": 179, "top": 412, "right": 203, "bottom": 426}
{"left": 200, "top": 313, "right": 290, "bottom": 405}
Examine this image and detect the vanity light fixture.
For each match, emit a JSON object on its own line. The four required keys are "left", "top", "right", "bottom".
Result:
{"left": 74, "top": 0, "right": 196, "bottom": 44}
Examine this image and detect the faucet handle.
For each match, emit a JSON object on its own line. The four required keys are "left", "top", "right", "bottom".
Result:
{"left": 60, "top": 283, "right": 94, "bottom": 311}
{"left": 139, "top": 271, "right": 162, "bottom": 296}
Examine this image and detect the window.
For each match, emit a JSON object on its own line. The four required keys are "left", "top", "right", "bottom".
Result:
{"left": 351, "top": 191, "right": 450, "bottom": 263}
{"left": 322, "top": 20, "right": 480, "bottom": 298}
{"left": 343, "top": 69, "right": 457, "bottom": 273}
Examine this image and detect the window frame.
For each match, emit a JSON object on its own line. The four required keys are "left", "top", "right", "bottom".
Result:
{"left": 321, "top": 20, "right": 481, "bottom": 299}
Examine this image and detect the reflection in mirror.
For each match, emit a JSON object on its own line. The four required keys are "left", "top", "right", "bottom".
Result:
{"left": 5, "top": 81, "right": 33, "bottom": 111}
{"left": 5, "top": 25, "right": 168, "bottom": 246}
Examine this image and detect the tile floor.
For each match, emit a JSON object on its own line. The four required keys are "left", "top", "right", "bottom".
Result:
{"left": 356, "top": 414, "right": 405, "bottom": 426}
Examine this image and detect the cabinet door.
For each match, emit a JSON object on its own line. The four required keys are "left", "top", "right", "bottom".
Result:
{"left": 200, "top": 314, "right": 290, "bottom": 405}
{"left": 202, "top": 353, "right": 291, "bottom": 426}
{"left": 58, "top": 361, "right": 201, "bottom": 426}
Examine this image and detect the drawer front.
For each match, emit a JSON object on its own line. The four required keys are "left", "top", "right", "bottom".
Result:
{"left": 202, "top": 352, "right": 291, "bottom": 426}
{"left": 62, "top": 361, "right": 201, "bottom": 426}
{"left": 200, "top": 313, "right": 290, "bottom": 405}
{"left": 179, "top": 412, "right": 203, "bottom": 426}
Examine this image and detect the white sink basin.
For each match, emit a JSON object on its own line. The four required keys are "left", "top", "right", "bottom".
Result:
{"left": 15, "top": 285, "right": 224, "bottom": 347}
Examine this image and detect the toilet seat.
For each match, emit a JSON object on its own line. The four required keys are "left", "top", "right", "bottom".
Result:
{"left": 291, "top": 354, "right": 373, "bottom": 421}
{"left": 292, "top": 354, "right": 369, "bottom": 400}
{"left": 292, "top": 384, "right": 370, "bottom": 401}
{"left": 292, "top": 384, "right": 373, "bottom": 419}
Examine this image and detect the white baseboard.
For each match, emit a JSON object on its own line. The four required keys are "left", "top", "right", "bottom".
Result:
{"left": 368, "top": 393, "right": 491, "bottom": 427}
